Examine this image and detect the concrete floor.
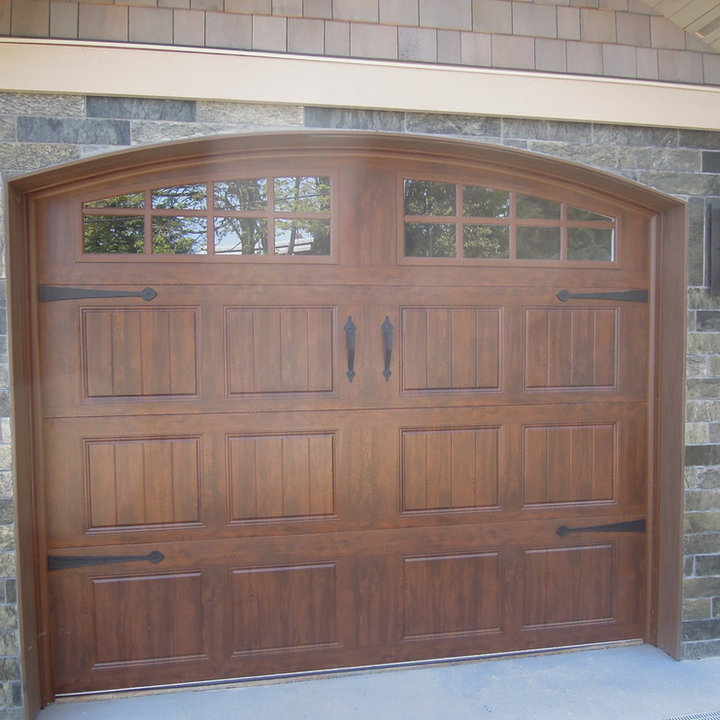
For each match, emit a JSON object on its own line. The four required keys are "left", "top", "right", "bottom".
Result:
{"left": 37, "top": 644, "right": 720, "bottom": 720}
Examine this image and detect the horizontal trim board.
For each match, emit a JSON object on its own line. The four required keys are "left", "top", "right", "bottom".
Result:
{"left": 2, "top": 39, "right": 720, "bottom": 131}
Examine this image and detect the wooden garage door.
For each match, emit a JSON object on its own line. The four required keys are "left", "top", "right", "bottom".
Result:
{"left": 33, "top": 139, "right": 650, "bottom": 695}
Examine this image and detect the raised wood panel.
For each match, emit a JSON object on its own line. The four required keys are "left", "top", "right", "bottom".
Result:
{"left": 524, "top": 307, "right": 617, "bottom": 390}
{"left": 402, "top": 552, "right": 501, "bottom": 638}
{"left": 83, "top": 307, "right": 198, "bottom": 398}
{"left": 401, "top": 427, "right": 500, "bottom": 512}
{"left": 402, "top": 307, "right": 501, "bottom": 391}
{"left": 227, "top": 433, "right": 335, "bottom": 521}
{"left": 522, "top": 423, "right": 616, "bottom": 506}
{"left": 85, "top": 436, "right": 201, "bottom": 530}
{"left": 230, "top": 563, "right": 337, "bottom": 654}
{"left": 226, "top": 307, "right": 335, "bottom": 395}
{"left": 92, "top": 572, "right": 206, "bottom": 666}
{"left": 522, "top": 545, "right": 615, "bottom": 628}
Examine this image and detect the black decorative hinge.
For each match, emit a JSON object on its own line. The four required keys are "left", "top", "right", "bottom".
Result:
{"left": 39, "top": 286, "right": 158, "bottom": 302}
{"left": 556, "top": 519, "right": 646, "bottom": 537}
{"left": 557, "top": 289, "right": 648, "bottom": 303}
{"left": 48, "top": 550, "right": 165, "bottom": 571}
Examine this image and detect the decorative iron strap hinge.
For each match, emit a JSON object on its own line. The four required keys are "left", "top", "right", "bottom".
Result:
{"left": 39, "top": 286, "right": 158, "bottom": 302}
{"left": 48, "top": 550, "right": 165, "bottom": 571}
{"left": 556, "top": 289, "right": 648, "bottom": 303}
{"left": 556, "top": 519, "right": 646, "bottom": 537}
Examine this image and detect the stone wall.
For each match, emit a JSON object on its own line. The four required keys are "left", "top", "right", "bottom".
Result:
{"left": 1, "top": 93, "right": 720, "bottom": 715}
{"left": 1, "top": 0, "right": 720, "bottom": 85}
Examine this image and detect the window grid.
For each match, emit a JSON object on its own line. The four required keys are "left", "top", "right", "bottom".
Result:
{"left": 403, "top": 179, "right": 616, "bottom": 263}
{"left": 82, "top": 176, "right": 333, "bottom": 258}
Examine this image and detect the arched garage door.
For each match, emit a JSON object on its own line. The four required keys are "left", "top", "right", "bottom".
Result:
{"left": 10, "top": 133, "right": 686, "bottom": 699}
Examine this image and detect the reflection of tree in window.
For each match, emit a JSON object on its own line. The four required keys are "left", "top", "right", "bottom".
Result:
{"left": 83, "top": 177, "right": 336, "bottom": 257}
{"left": 275, "top": 177, "right": 331, "bottom": 255}
{"left": 152, "top": 217, "right": 207, "bottom": 254}
{"left": 83, "top": 194, "right": 144, "bottom": 253}
{"left": 404, "top": 180, "right": 455, "bottom": 216}
{"left": 463, "top": 186, "right": 510, "bottom": 218}
{"left": 405, "top": 223, "right": 456, "bottom": 257}
{"left": 147, "top": 185, "right": 209, "bottom": 254}
{"left": 463, "top": 225, "right": 509, "bottom": 258}
{"left": 462, "top": 187, "right": 510, "bottom": 258}
{"left": 215, "top": 217, "right": 268, "bottom": 255}
{"left": 516, "top": 194, "right": 561, "bottom": 219}
{"left": 84, "top": 216, "right": 145, "bottom": 253}
{"left": 568, "top": 228, "right": 614, "bottom": 261}
{"left": 214, "top": 179, "right": 267, "bottom": 211}
{"left": 213, "top": 179, "right": 268, "bottom": 254}
{"left": 152, "top": 184, "right": 207, "bottom": 210}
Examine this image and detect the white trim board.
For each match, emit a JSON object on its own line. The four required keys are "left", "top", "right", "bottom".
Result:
{"left": 2, "top": 38, "right": 720, "bottom": 131}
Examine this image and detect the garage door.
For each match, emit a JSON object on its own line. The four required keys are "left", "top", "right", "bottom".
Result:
{"left": 32, "top": 137, "right": 651, "bottom": 695}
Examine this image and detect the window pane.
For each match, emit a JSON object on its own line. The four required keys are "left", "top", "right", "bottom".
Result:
{"left": 405, "top": 223, "right": 456, "bottom": 257}
{"left": 83, "top": 216, "right": 144, "bottom": 253}
{"left": 463, "top": 186, "right": 510, "bottom": 218}
{"left": 215, "top": 218, "right": 268, "bottom": 255}
{"left": 274, "top": 177, "right": 330, "bottom": 213}
{"left": 152, "top": 184, "right": 207, "bottom": 210}
{"left": 568, "top": 206, "right": 614, "bottom": 222}
{"left": 274, "top": 219, "right": 331, "bottom": 255}
{"left": 404, "top": 180, "right": 455, "bottom": 216}
{"left": 568, "top": 228, "right": 615, "bottom": 261}
{"left": 463, "top": 225, "right": 510, "bottom": 258}
{"left": 517, "top": 226, "right": 561, "bottom": 259}
{"left": 152, "top": 217, "right": 207, "bottom": 254}
{"left": 214, "top": 179, "right": 268, "bottom": 211}
{"left": 84, "top": 193, "right": 144, "bottom": 209}
{"left": 516, "top": 194, "right": 561, "bottom": 220}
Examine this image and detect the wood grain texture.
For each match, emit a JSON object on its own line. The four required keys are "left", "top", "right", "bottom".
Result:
{"left": 7, "top": 133, "right": 685, "bottom": 699}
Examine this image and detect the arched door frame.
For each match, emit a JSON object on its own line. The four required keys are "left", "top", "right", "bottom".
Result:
{"left": 7, "top": 132, "right": 687, "bottom": 715}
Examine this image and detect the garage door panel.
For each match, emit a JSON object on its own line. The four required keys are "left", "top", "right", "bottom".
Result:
{"left": 401, "top": 306, "right": 501, "bottom": 392}
{"left": 230, "top": 563, "right": 338, "bottom": 655}
{"left": 524, "top": 306, "right": 617, "bottom": 390}
{"left": 522, "top": 544, "right": 615, "bottom": 629}
{"left": 91, "top": 571, "right": 207, "bottom": 666}
{"left": 45, "top": 405, "right": 642, "bottom": 546}
{"left": 518, "top": 532, "right": 645, "bottom": 638}
{"left": 86, "top": 435, "right": 202, "bottom": 530}
{"left": 402, "top": 552, "right": 503, "bottom": 640}
{"left": 225, "top": 306, "right": 336, "bottom": 396}
{"left": 50, "top": 567, "right": 211, "bottom": 693}
{"left": 44, "top": 414, "right": 344, "bottom": 544}
{"left": 401, "top": 426, "right": 501, "bottom": 513}
{"left": 522, "top": 303, "right": 647, "bottom": 397}
{"left": 227, "top": 432, "right": 336, "bottom": 522}
{"left": 83, "top": 307, "right": 200, "bottom": 399}
{"left": 47, "top": 523, "right": 644, "bottom": 692}
{"left": 522, "top": 423, "right": 616, "bottom": 506}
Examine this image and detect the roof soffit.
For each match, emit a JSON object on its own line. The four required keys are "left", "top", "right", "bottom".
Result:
{"left": 643, "top": 0, "right": 720, "bottom": 52}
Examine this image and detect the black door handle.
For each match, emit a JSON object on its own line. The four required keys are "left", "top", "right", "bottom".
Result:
{"left": 381, "top": 316, "right": 393, "bottom": 381}
{"left": 344, "top": 316, "right": 357, "bottom": 382}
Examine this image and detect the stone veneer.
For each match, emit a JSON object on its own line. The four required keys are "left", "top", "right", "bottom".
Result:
{"left": 1, "top": 93, "right": 720, "bottom": 716}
